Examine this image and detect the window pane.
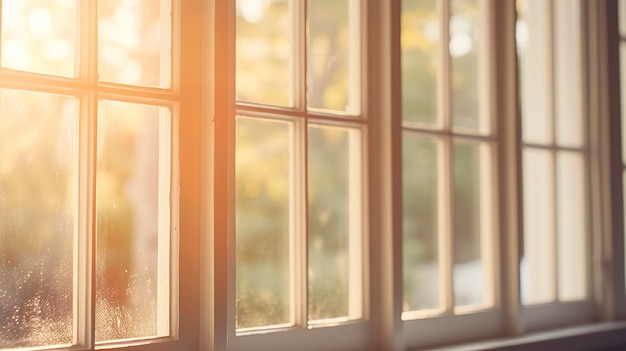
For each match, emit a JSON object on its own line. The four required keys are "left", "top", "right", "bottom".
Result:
{"left": 517, "top": 0, "right": 553, "bottom": 145}
{"left": 556, "top": 152, "right": 587, "bottom": 301}
{"left": 308, "top": 125, "right": 362, "bottom": 321}
{"left": 450, "top": 0, "right": 484, "bottom": 134}
{"left": 453, "top": 141, "right": 490, "bottom": 308}
{"left": 307, "top": 0, "right": 360, "bottom": 114}
{"left": 521, "top": 148, "right": 556, "bottom": 304}
{"left": 1, "top": 0, "right": 77, "bottom": 77}
{"left": 235, "top": 117, "right": 292, "bottom": 329}
{"left": 402, "top": 135, "right": 440, "bottom": 312}
{"left": 99, "top": 0, "right": 172, "bottom": 87}
{"left": 401, "top": 0, "right": 438, "bottom": 127}
{"left": 0, "top": 89, "right": 77, "bottom": 348}
{"left": 553, "top": 0, "right": 583, "bottom": 147}
{"left": 96, "top": 101, "right": 171, "bottom": 341}
{"left": 236, "top": 0, "right": 291, "bottom": 107}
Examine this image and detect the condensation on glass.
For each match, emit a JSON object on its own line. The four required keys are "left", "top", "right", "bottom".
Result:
{"left": 235, "top": 116, "right": 293, "bottom": 329}
{"left": 0, "top": 89, "right": 77, "bottom": 349}
{"left": 96, "top": 100, "right": 171, "bottom": 341}
{"left": 308, "top": 125, "right": 362, "bottom": 322}
{"left": 98, "top": 0, "right": 172, "bottom": 87}
{"left": 402, "top": 135, "right": 440, "bottom": 312}
{"left": 1, "top": 0, "right": 77, "bottom": 77}
{"left": 517, "top": 0, "right": 588, "bottom": 305}
{"left": 307, "top": 0, "right": 361, "bottom": 114}
{"left": 236, "top": 0, "right": 292, "bottom": 107}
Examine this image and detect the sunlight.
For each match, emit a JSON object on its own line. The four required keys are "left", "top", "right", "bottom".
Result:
{"left": 28, "top": 7, "right": 52, "bottom": 38}
{"left": 238, "top": 0, "right": 268, "bottom": 23}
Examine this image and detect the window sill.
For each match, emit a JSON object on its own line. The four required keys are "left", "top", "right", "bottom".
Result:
{"left": 421, "top": 321, "right": 626, "bottom": 351}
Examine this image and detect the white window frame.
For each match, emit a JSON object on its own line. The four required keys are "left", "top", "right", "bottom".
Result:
{"left": 4, "top": 0, "right": 626, "bottom": 350}
{"left": 218, "top": 1, "right": 371, "bottom": 350}
{"left": 517, "top": 0, "right": 594, "bottom": 332}
{"left": 0, "top": 0, "right": 204, "bottom": 350}
{"left": 204, "top": 0, "right": 626, "bottom": 350}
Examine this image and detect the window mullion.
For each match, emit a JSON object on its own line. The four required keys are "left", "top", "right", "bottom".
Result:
{"left": 547, "top": 0, "right": 562, "bottom": 302}
{"left": 293, "top": 0, "right": 307, "bottom": 110}
{"left": 439, "top": 136, "right": 455, "bottom": 314}
{"left": 438, "top": 0, "right": 454, "bottom": 314}
{"left": 294, "top": 116, "right": 309, "bottom": 327}
{"left": 75, "top": 0, "right": 99, "bottom": 348}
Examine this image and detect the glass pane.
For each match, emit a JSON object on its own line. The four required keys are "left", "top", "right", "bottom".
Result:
{"left": 96, "top": 101, "right": 170, "bottom": 341}
{"left": 450, "top": 0, "right": 485, "bottom": 133}
{"left": 236, "top": 0, "right": 291, "bottom": 107}
{"left": 517, "top": 0, "right": 553, "bottom": 145}
{"left": 401, "top": 0, "right": 438, "bottom": 126}
{"left": 453, "top": 141, "right": 490, "bottom": 308}
{"left": 556, "top": 152, "right": 587, "bottom": 301}
{"left": 553, "top": 0, "right": 583, "bottom": 147}
{"left": 1, "top": 0, "right": 77, "bottom": 77}
{"left": 402, "top": 135, "right": 440, "bottom": 312}
{"left": 308, "top": 125, "right": 362, "bottom": 321}
{"left": 307, "top": 0, "right": 360, "bottom": 114}
{"left": 99, "top": 0, "right": 172, "bottom": 87}
{"left": 0, "top": 89, "right": 77, "bottom": 348}
{"left": 235, "top": 117, "right": 292, "bottom": 329}
{"left": 521, "top": 148, "right": 556, "bottom": 304}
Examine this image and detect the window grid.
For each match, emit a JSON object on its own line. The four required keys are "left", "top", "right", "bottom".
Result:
{"left": 401, "top": 0, "right": 496, "bottom": 320}
{"left": 3, "top": 0, "right": 626, "bottom": 350}
{"left": 518, "top": 0, "right": 590, "bottom": 310}
{"left": 0, "top": 0, "right": 180, "bottom": 348}
{"left": 232, "top": 0, "right": 366, "bottom": 340}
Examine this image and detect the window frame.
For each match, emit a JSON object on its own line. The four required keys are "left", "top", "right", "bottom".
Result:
{"left": 221, "top": 0, "right": 372, "bottom": 350}
{"left": 0, "top": 0, "right": 203, "bottom": 349}
{"left": 4, "top": 0, "right": 626, "bottom": 350}
{"left": 209, "top": 0, "right": 626, "bottom": 350}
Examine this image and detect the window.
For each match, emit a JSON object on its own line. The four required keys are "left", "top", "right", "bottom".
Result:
{"left": 229, "top": 0, "right": 368, "bottom": 349}
{"left": 4, "top": 0, "right": 626, "bottom": 350}
{"left": 0, "top": 0, "right": 196, "bottom": 349}
{"left": 517, "top": 0, "right": 592, "bottom": 330}
{"left": 400, "top": 0, "right": 499, "bottom": 347}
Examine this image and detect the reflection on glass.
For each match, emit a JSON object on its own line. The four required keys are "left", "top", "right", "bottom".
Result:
{"left": 235, "top": 117, "right": 292, "bottom": 329}
{"left": 557, "top": 152, "right": 586, "bottom": 301}
{"left": 236, "top": 0, "right": 291, "bottom": 107}
{"left": 308, "top": 125, "right": 362, "bottom": 321}
{"left": 307, "top": 0, "right": 359, "bottom": 113}
{"left": 0, "top": 89, "right": 77, "bottom": 348}
{"left": 521, "top": 148, "right": 555, "bottom": 304}
{"left": 96, "top": 101, "right": 170, "bottom": 341}
{"left": 402, "top": 135, "right": 440, "bottom": 312}
{"left": 1, "top": 0, "right": 77, "bottom": 77}
{"left": 453, "top": 141, "right": 488, "bottom": 307}
{"left": 517, "top": 0, "right": 553, "bottom": 145}
{"left": 99, "top": 0, "right": 172, "bottom": 87}
{"left": 401, "top": 0, "right": 438, "bottom": 126}
{"left": 450, "top": 0, "right": 483, "bottom": 133}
